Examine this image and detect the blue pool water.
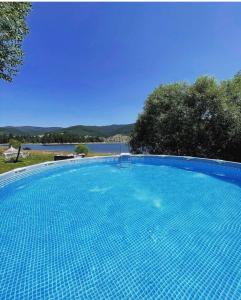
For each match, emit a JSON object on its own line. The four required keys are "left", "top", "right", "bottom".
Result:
{"left": 0, "top": 156, "right": 240, "bottom": 299}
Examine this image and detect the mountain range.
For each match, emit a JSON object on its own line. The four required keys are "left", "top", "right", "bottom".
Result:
{"left": 0, "top": 124, "right": 135, "bottom": 137}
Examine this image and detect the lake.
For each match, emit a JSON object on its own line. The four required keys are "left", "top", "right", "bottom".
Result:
{"left": 0, "top": 143, "right": 130, "bottom": 154}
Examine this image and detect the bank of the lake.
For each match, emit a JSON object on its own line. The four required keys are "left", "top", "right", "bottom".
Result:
{"left": 0, "top": 143, "right": 130, "bottom": 154}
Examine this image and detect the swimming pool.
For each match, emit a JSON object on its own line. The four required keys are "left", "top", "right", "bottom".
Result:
{"left": 0, "top": 155, "right": 240, "bottom": 299}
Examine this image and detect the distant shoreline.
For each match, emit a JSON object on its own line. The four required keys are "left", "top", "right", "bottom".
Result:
{"left": 0, "top": 142, "right": 128, "bottom": 146}
{"left": 0, "top": 142, "right": 130, "bottom": 154}
{"left": 41, "top": 142, "right": 128, "bottom": 145}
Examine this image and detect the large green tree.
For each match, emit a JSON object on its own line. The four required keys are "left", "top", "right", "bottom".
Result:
{"left": 130, "top": 73, "right": 241, "bottom": 162}
{"left": 0, "top": 2, "right": 31, "bottom": 82}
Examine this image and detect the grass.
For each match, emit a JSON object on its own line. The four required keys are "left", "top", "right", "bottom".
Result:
{"left": 0, "top": 149, "right": 112, "bottom": 174}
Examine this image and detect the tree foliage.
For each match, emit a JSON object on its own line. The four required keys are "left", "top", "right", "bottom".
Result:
{"left": 9, "top": 138, "right": 21, "bottom": 149}
{"left": 0, "top": 133, "right": 104, "bottom": 144}
{"left": 75, "top": 144, "right": 89, "bottom": 155}
{"left": 130, "top": 73, "right": 241, "bottom": 162}
{"left": 0, "top": 2, "right": 31, "bottom": 81}
{"left": 41, "top": 133, "right": 103, "bottom": 144}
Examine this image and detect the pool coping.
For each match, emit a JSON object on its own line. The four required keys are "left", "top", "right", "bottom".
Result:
{"left": 1, "top": 154, "right": 241, "bottom": 189}
{"left": 1, "top": 153, "right": 241, "bottom": 179}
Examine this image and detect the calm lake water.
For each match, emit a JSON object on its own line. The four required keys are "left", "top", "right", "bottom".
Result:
{"left": 0, "top": 143, "right": 130, "bottom": 154}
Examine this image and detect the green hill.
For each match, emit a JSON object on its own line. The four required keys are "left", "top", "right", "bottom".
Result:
{"left": 0, "top": 124, "right": 135, "bottom": 137}
{"left": 59, "top": 124, "right": 134, "bottom": 137}
{"left": 0, "top": 126, "right": 62, "bottom": 135}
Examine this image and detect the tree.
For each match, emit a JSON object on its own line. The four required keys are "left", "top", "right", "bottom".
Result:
{"left": 130, "top": 73, "right": 241, "bottom": 162}
{"left": 75, "top": 144, "right": 89, "bottom": 155}
{"left": 0, "top": 2, "right": 31, "bottom": 82}
{"left": 9, "top": 138, "right": 22, "bottom": 162}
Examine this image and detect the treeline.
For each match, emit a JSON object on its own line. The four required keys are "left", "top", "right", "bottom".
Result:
{"left": 130, "top": 72, "right": 241, "bottom": 162}
{"left": 41, "top": 133, "right": 103, "bottom": 143}
{"left": 0, "top": 133, "right": 104, "bottom": 144}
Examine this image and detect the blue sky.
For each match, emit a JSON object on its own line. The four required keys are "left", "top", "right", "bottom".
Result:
{"left": 1, "top": 2, "right": 241, "bottom": 127}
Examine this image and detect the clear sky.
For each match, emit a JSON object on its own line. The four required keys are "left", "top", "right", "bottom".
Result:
{"left": 1, "top": 2, "right": 241, "bottom": 127}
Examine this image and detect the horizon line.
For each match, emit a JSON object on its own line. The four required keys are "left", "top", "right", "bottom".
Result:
{"left": 0, "top": 123, "right": 135, "bottom": 128}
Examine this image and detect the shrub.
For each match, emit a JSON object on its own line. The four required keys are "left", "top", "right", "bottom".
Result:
{"left": 75, "top": 144, "right": 89, "bottom": 155}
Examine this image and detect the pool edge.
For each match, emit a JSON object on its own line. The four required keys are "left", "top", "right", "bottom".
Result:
{"left": 1, "top": 154, "right": 241, "bottom": 178}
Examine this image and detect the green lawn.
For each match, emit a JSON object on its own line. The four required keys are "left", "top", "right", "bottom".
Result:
{"left": 0, "top": 150, "right": 111, "bottom": 174}
{"left": 0, "top": 151, "right": 54, "bottom": 174}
